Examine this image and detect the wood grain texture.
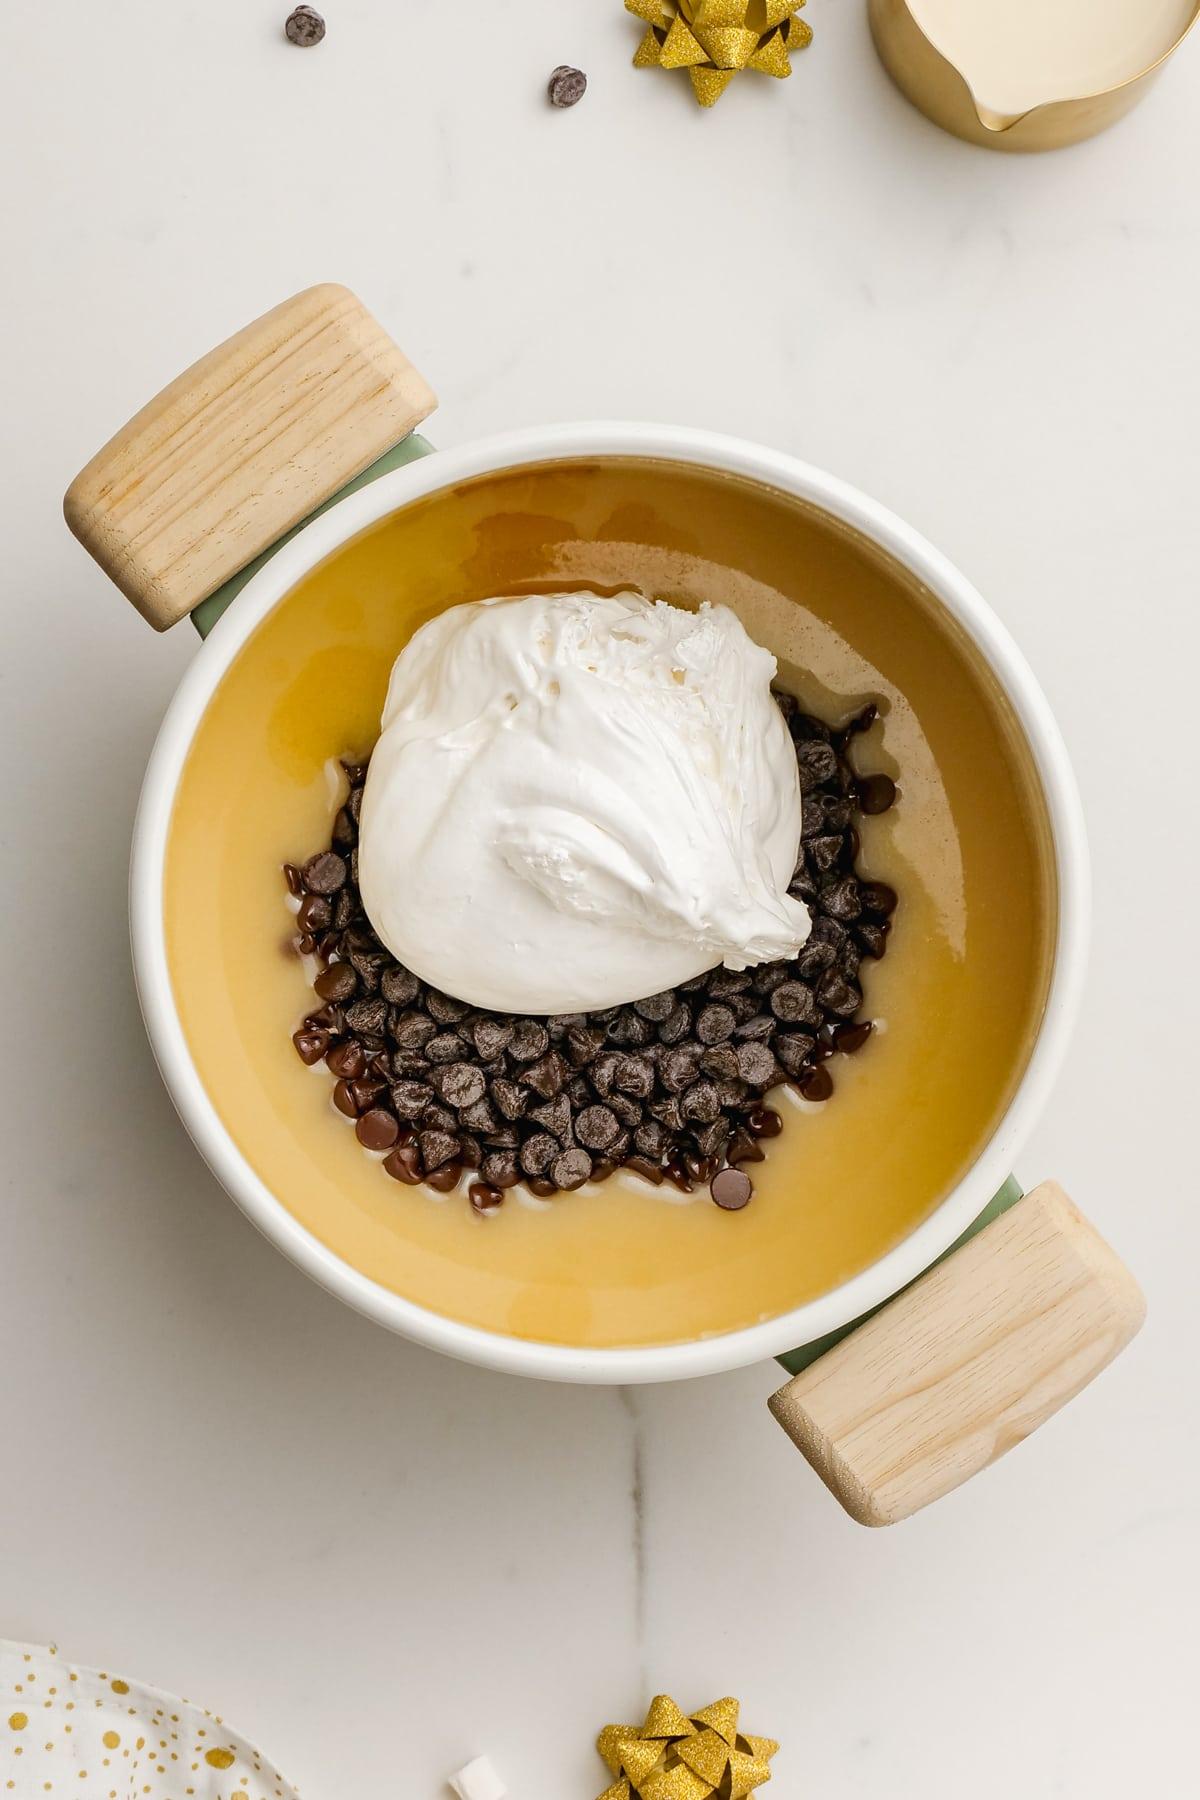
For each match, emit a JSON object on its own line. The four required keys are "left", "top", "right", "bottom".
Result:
{"left": 769, "top": 1181, "right": 1145, "bottom": 1526}
{"left": 63, "top": 283, "right": 436, "bottom": 630}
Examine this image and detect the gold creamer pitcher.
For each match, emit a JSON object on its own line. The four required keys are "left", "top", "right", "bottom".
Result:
{"left": 869, "top": 0, "right": 1200, "bottom": 151}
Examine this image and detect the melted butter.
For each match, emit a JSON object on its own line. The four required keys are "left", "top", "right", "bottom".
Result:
{"left": 164, "top": 458, "right": 1054, "bottom": 1350}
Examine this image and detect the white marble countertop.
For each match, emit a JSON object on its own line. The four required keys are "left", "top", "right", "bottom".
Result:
{"left": 3, "top": 3, "right": 1197, "bottom": 1795}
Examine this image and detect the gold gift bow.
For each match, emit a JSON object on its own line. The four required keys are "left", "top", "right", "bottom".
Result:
{"left": 596, "top": 1694, "right": 779, "bottom": 1799}
{"left": 626, "top": 0, "right": 812, "bottom": 107}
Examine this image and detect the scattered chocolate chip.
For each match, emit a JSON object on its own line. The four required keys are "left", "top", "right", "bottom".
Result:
{"left": 527, "top": 1177, "right": 559, "bottom": 1197}
{"left": 626, "top": 1155, "right": 664, "bottom": 1185}
{"left": 529, "top": 1094, "right": 573, "bottom": 1141}
{"left": 344, "top": 997, "right": 388, "bottom": 1036}
{"left": 469, "top": 1182, "right": 504, "bottom": 1215}
{"left": 471, "top": 1015, "right": 514, "bottom": 1060}
{"left": 660, "top": 1044, "right": 702, "bottom": 1092}
{"left": 816, "top": 970, "right": 861, "bottom": 1017}
{"left": 727, "top": 1128, "right": 765, "bottom": 1166}
{"left": 492, "top": 1077, "right": 531, "bottom": 1121}
{"left": 633, "top": 990, "right": 676, "bottom": 1022}
{"left": 658, "top": 1003, "right": 692, "bottom": 1045}
{"left": 614, "top": 1054, "right": 655, "bottom": 1100}
{"left": 735, "top": 1041, "right": 777, "bottom": 1086}
{"left": 857, "top": 922, "right": 889, "bottom": 959}
{"left": 548, "top": 64, "right": 587, "bottom": 107}
{"left": 696, "top": 1003, "right": 736, "bottom": 1045}
{"left": 794, "top": 739, "right": 838, "bottom": 791}
{"left": 332, "top": 1080, "right": 360, "bottom": 1119}
{"left": 834, "top": 1020, "right": 873, "bottom": 1055}
{"left": 426, "top": 989, "right": 469, "bottom": 1024}
{"left": 283, "top": 863, "right": 304, "bottom": 896}
{"left": 519, "top": 1133, "right": 559, "bottom": 1178}
{"left": 285, "top": 6, "right": 325, "bottom": 47}
{"left": 327, "top": 1039, "right": 366, "bottom": 1080}
{"left": 859, "top": 880, "right": 898, "bottom": 917}
{"left": 297, "top": 894, "right": 332, "bottom": 934}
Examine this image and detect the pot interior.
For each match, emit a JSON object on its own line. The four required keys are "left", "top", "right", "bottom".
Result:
{"left": 161, "top": 456, "right": 1056, "bottom": 1350}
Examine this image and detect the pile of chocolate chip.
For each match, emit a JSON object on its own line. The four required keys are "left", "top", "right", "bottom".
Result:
{"left": 288, "top": 693, "right": 896, "bottom": 1213}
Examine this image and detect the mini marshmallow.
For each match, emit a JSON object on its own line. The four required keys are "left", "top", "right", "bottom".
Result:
{"left": 448, "top": 1753, "right": 507, "bottom": 1800}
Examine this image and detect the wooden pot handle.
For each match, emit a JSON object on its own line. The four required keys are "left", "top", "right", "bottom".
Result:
{"left": 63, "top": 284, "right": 435, "bottom": 631}
{"left": 769, "top": 1181, "right": 1145, "bottom": 1526}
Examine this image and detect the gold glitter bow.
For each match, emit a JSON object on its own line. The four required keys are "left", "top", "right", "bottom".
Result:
{"left": 596, "top": 1694, "right": 779, "bottom": 1799}
{"left": 625, "top": 0, "right": 812, "bottom": 107}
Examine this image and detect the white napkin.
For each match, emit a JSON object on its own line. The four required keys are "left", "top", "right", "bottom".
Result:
{"left": 1, "top": 1641, "right": 299, "bottom": 1800}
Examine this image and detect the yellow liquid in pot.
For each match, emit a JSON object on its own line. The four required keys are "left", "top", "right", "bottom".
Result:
{"left": 164, "top": 459, "right": 1055, "bottom": 1349}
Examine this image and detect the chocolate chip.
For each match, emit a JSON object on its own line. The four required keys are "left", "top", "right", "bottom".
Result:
{"left": 356, "top": 1108, "right": 399, "bottom": 1151}
{"left": 297, "top": 894, "right": 332, "bottom": 935}
{"left": 469, "top": 1182, "right": 504, "bottom": 1215}
{"left": 420, "top": 1129, "right": 461, "bottom": 1171}
{"left": 344, "top": 997, "right": 387, "bottom": 1037}
{"left": 770, "top": 981, "right": 820, "bottom": 1025}
{"left": 425, "top": 1162, "right": 462, "bottom": 1193}
{"left": 391, "top": 1010, "right": 436, "bottom": 1050}
{"left": 471, "top": 1016, "right": 514, "bottom": 1060}
{"left": 816, "top": 970, "right": 861, "bottom": 1017}
{"left": 798, "top": 1064, "right": 834, "bottom": 1102}
{"left": 332, "top": 807, "right": 355, "bottom": 851}
{"left": 552, "top": 1147, "right": 593, "bottom": 1189}
{"left": 284, "top": 863, "right": 304, "bottom": 896}
{"left": 302, "top": 851, "right": 347, "bottom": 894}
{"left": 434, "top": 1062, "right": 487, "bottom": 1110}
{"left": 524, "top": 1051, "right": 569, "bottom": 1098}
{"left": 633, "top": 990, "right": 676, "bottom": 1022}
{"left": 426, "top": 1031, "right": 467, "bottom": 1065}
{"left": 327, "top": 1039, "right": 367, "bottom": 1080}
{"left": 626, "top": 1155, "right": 664, "bottom": 1185}
{"left": 748, "top": 1106, "right": 783, "bottom": 1138}
{"left": 711, "top": 1166, "right": 753, "bottom": 1210}
{"left": 775, "top": 1033, "right": 816, "bottom": 1076}
{"left": 794, "top": 739, "right": 838, "bottom": 791}
{"left": 834, "top": 1020, "right": 873, "bottom": 1055}
{"left": 735, "top": 1041, "right": 777, "bottom": 1086}
{"left": 680, "top": 1079, "right": 720, "bottom": 1123}
{"left": 699, "top": 1045, "right": 739, "bottom": 1082}
{"left": 566, "top": 1024, "right": 606, "bottom": 1067}
{"left": 733, "top": 1012, "right": 775, "bottom": 1041}
{"left": 492, "top": 1077, "right": 531, "bottom": 1120}
{"left": 696, "top": 1004, "right": 736, "bottom": 1045}
{"left": 383, "top": 1142, "right": 422, "bottom": 1184}
{"left": 292, "top": 1028, "right": 329, "bottom": 1065}
{"left": 727, "top": 1128, "right": 765, "bottom": 1165}
{"left": 526, "top": 1177, "right": 558, "bottom": 1198}
{"left": 425, "top": 990, "right": 468, "bottom": 1025}
{"left": 391, "top": 1078, "right": 433, "bottom": 1117}
{"left": 576, "top": 1104, "right": 621, "bottom": 1151}
{"left": 314, "top": 962, "right": 357, "bottom": 1003}
{"left": 856, "top": 772, "right": 897, "bottom": 814}
{"left": 509, "top": 1019, "right": 550, "bottom": 1062}
{"left": 520, "top": 1133, "right": 559, "bottom": 1178}
{"left": 693, "top": 1118, "right": 730, "bottom": 1160}
{"left": 460, "top": 1095, "right": 500, "bottom": 1134}
{"left": 649, "top": 1095, "right": 685, "bottom": 1132}
{"left": 607, "top": 1092, "right": 644, "bottom": 1130}
{"left": 706, "top": 969, "right": 752, "bottom": 999}
{"left": 658, "top": 1004, "right": 692, "bottom": 1045}
{"left": 660, "top": 1044, "right": 702, "bottom": 1092}
{"left": 548, "top": 64, "right": 587, "bottom": 106}
{"left": 820, "top": 877, "right": 862, "bottom": 922}
{"left": 482, "top": 1151, "right": 521, "bottom": 1189}
{"left": 529, "top": 1094, "right": 573, "bottom": 1141}
{"left": 857, "top": 922, "right": 889, "bottom": 959}
{"left": 332, "top": 1080, "right": 360, "bottom": 1118}
{"left": 285, "top": 6, "right": 326, "bottom": 46}
{"left": 633, "top": 1119, "right": 668, "bottom": 1160}
{"left": 381, "top": 966, "right": 420, "bottom": 1006}
{"left": 609, "top": 1010, "right": 654, "bottom": 1047}
{"left": 483, "top": 1125, "right": 520, "bottom": 1150}
{"left": 807, "top": 834, "right": 844, "bottom": 875}
{"left": 614, "top": 1054, "right": 655, "bottom": 1100}
{"left": 389, "top": 1049, "right": 431, "bottom": 1079}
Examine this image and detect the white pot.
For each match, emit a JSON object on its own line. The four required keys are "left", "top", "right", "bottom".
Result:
{"left": 130, "top": 421, "right": 1090, "bottom": 1387}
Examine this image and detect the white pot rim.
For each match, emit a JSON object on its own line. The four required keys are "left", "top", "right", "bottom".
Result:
{"left": 131, "top": 422, "right": 1089, "bottom": 1384}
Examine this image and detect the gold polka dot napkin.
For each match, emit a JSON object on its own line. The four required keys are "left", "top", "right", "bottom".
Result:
{"left": 2, "top": 1642, "right": 299, "bottom": 1800}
